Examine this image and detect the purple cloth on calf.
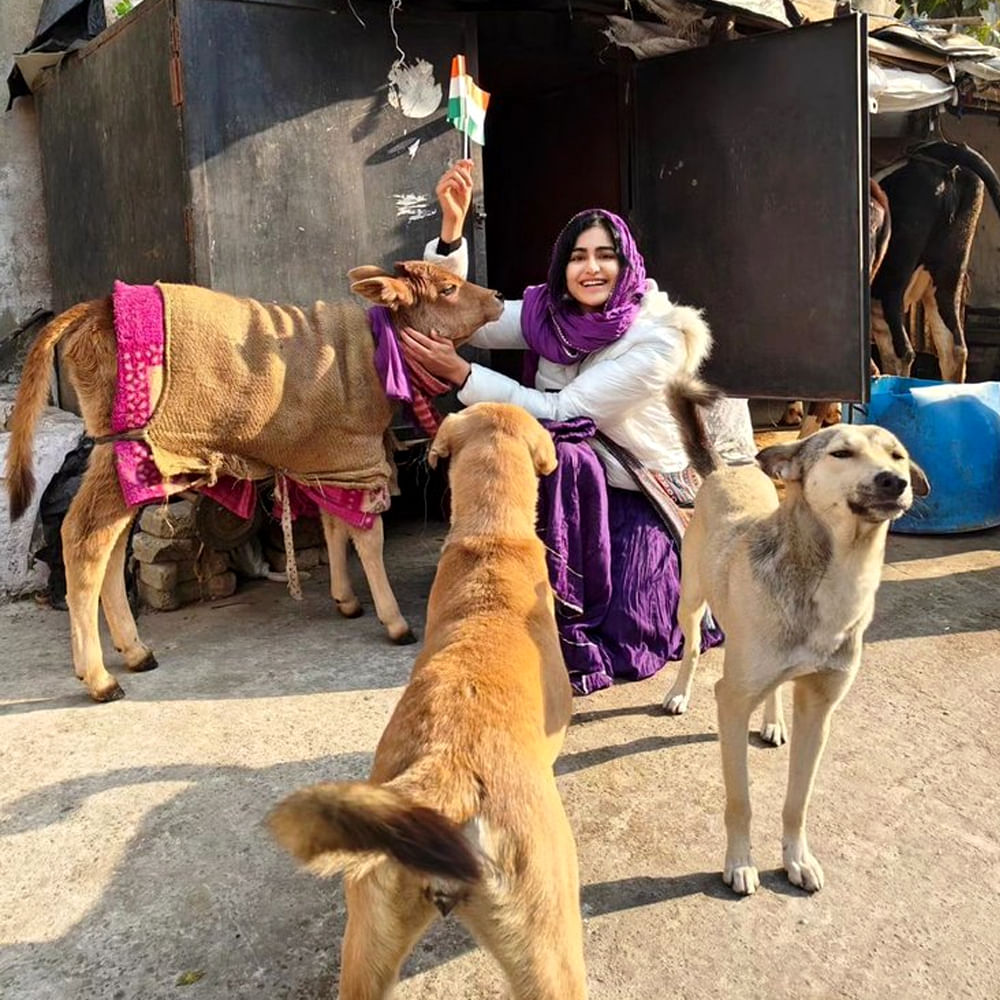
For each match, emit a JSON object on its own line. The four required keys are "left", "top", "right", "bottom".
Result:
{"left": 536, "top": 418, "right": 723, "bottom": 696}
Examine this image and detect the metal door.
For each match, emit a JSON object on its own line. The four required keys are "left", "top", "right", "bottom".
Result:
{"left": 630, "top": 16, "right": 869, "bottom": 401}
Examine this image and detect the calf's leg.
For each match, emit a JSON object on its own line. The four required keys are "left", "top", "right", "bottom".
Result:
{"left": 62, "top": 446, "right": 139, "bottom": 701}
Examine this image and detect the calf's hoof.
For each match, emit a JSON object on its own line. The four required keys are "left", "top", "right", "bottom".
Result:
{"left": 336, "top": 599, "right": 363, "bottom": 619}
{"left": 127, "top": 652, "right": 159, "bottom": 673}
{"left": 390, "top": 628, "right": 418, "bottom": 646}
{"left": 88, "top": 678, "right": 126, "bottom": 703}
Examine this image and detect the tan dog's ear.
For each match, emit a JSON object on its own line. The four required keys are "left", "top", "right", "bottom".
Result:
{"left": 347, "top": 265, "right": 389, "bottom": 283}
{"left": 530, "top": 426, "right": 557, "bottom": 476}
{"left": 427, "top": 413, "right": 458, "bottom": 469}
{"left": 350, "top": 274, "right": 416, "bottom": 309}
{"left": 908, "top": 459, "right": 930, "bottom": 497}
{"left": 756, "top": 440, "right": 805, "bottom": 482}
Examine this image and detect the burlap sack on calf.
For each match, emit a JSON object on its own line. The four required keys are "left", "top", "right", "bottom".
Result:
{"left": 144, "top": 283, "right": 393, "bottom": 490}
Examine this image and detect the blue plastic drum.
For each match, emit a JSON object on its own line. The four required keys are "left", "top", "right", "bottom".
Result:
{"left": 847, "top": 376, "right": 1000, "bottom": 534}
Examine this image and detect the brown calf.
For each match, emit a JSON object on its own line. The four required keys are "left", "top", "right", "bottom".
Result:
{"left": 5, "top": 261, "right": 503, "bottom": 702}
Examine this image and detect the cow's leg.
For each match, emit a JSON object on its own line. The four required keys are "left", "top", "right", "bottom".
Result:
{"left": 929, "top": 271, "right": 969, "bottom": 383}
{"left": 100, "top": 510, "right": 156, "bottom": 672}
{"left": 347, "top": 517, "right": 416, "bottom": 645}
{"left": 872, "top": 287, "right": 915, "bottom": 376}
{"left": 62, "top": 446, "right": 135, "bottom": 701}
{"left": 320, "top": 512, "right": 363, "bottom": 619}
{"left": 797, "top": 402, "right": 839, "bottom": 440}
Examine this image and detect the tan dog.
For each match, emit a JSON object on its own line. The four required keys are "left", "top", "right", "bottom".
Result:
{"left": 269, "top": 403, "right": 587, "bottom": 1000}
{"left": 662, "top": 378, "right": 929, "bottom": 895}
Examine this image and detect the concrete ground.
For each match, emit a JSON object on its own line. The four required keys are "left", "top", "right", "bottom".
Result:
{"left": 1, "top": 514, "right": 999, "bottom": 999}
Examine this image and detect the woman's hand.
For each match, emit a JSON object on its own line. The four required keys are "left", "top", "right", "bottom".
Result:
{"left": 436, "top": 159, "right": 474, "bottom": 244}
{"left": 400, "top": 327, "right": 472, "bottom": 386}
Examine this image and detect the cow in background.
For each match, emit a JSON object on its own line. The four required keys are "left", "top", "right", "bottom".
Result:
{"left": 871, "top": 139, "right": 1000, "bottom": 381}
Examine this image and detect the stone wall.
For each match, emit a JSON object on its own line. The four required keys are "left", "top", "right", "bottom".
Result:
{"left": 0, "top": 0, "right": 53, "bottom": 365}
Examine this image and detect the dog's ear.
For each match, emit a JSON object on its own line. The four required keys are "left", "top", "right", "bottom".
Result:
{"left": 350, "top": 274, "right": 416, "bottom": 309}
{"left": 529, "top": 426, "right": 557, "bottom": 476}
{"left": 427, "top": 413, "right": 459, "bottom": 468}
{"left": 756, "top": 440, "right": 805, "bottom": 482}
{"left": 908, "top": 459, "right": 930, "bottom": 497}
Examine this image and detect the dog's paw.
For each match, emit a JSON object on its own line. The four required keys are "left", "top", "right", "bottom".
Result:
{"left": 662, "top": 690, "right": 690, "bottom": 715}
{"left": 783, "top": 843, "right": 824, "bottom": 892}
{"left": 760, "top": 719, "right": 788, "bottom": 747}
{"left": 723, "top": 860, "right": 760, "bottom": 895}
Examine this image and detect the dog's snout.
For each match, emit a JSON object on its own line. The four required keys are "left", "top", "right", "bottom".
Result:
{"left": 874, "top": 471, "right": 907, "bottom": 497}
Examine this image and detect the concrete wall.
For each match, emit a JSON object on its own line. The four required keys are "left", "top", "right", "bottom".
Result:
{"left": 0, "top": 0, "right": 53, "bottom": 361}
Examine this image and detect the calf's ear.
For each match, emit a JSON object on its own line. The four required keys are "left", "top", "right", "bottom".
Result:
{"left": 350, "top": 275, "right": 415, "bottom": 308}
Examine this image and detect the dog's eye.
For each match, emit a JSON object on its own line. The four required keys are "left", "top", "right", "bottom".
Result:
{"left": 440, "top": 285, "right": 457, "bottom": 296}
{"left": 829, "top": 449, "right": 853, "bottom": 459}
{"left": 891, "top": 452, "right": 904, "bottom": 461}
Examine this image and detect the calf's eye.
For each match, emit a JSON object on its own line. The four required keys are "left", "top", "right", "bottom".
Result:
{"left": 440, "top": 285, "right": 457, "bottom": 296}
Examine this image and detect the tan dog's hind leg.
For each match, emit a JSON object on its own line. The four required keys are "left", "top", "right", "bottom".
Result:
{"left": 321, "top": 513, "right": 363, "bottom": 619}
{"left": 781, "top": 670, "right": 854, "bottom": 893}
{"left": 760, "top": 686, "right": 788, "bottom": 747}
{"left": 463, "top": 801, "right": 587, "bottom": 999}
{"left": 62, "top": 446, "right": 136, "bottom": 701}
{"left": 715, "top": 670, "right": 760, "bottom": 895}
{"left": 339, "top": 870, "right": 436, "bottom": 1000}
{"left": 347, "top": 517, "right": 416, "bottom": 645}
{"left": 100, "top": 508, "right": 155, "bottom": 672}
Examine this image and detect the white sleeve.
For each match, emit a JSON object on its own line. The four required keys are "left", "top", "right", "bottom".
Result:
{"left": 458, "top": 337, "right": 679, "bottom": 424}
{"left": 467, "top": 300, "right": 526, "bottom": 349}
{"left": 423, "top": 237, "right": 469, "bottom": 279}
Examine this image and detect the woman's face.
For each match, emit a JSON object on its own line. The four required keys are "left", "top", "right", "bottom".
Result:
{"left": 564, "top": 224, "right": 621, "bottom": 313}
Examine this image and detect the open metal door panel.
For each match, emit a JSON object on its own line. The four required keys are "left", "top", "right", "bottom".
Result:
{"left": 630, "top": 16, "right": 869, "bottom": 401}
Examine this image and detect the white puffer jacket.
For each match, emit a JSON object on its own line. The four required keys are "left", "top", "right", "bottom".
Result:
{"left": 425, "top": 238, "right": 755, "bottom": 490}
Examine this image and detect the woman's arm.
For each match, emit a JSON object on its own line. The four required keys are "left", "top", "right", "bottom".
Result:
{"left": 459, "top": 338, "right": 678, "bottom": 423}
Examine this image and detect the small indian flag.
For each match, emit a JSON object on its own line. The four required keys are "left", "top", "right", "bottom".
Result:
{"left": 447, "top": 54, "right": 490, "bottom": 149}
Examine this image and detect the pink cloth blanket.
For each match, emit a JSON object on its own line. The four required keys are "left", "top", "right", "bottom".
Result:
{"left": 110, "top": 281, "right": 387, "bottom": 530}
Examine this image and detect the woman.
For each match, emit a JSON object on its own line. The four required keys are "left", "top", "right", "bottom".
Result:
{"left": 401, "top": 160, "right": 755, "bottom": 695}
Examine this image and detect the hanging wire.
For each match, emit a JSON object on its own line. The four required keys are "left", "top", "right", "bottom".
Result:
{"left": 346, "top": 0, "right": 366, "bottom": 28}
{"left": 388, "top": 0, "right": 407, "bottom": 66}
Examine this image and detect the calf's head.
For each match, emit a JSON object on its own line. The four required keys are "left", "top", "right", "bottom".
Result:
{"left": 757, "top": 424, "right": 930, "bottom": 526}
{"left": 349, "top": 260, "right": 503, "bottom": 345}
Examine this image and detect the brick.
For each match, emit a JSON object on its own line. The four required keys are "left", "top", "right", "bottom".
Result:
{"left": 132, "top": 532, "right": 200, "bottom": 564}
{"left": 176, "top": 571, "right": 237, "bottom": 604}
{"left": 199, "top": 550, "right": 230, "bottom": 577}
{"left": 139, "top": 499, "right": 197, "bottom": 539}
{"left": 138, "top": 580, "right": 180, "bottom": 612}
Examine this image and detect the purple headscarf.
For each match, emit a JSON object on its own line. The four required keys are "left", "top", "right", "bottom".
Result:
{"left": 520, "top": 209, "right": 647, "bottom": 369}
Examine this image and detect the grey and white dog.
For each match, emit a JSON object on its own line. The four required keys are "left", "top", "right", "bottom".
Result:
{"left": 662, "top": 377, "right": 929, "bottom": 895}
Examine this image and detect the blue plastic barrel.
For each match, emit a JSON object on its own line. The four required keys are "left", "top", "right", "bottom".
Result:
{"left": 847, "top": 376, "right": 1000, "bottom": 534}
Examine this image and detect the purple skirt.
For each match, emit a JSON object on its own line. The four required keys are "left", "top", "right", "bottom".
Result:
{"left": 537, "top": 419, "right": 723, "bottom": 696}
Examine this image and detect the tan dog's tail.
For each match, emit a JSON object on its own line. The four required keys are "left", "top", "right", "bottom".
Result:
{"left": 5, "top": 302, "right": 97, "bottom": 521}
{"left": 268, "top": 780, "right": 481, "bottom": 882}
{"left": 666, "top": 374, "right": 723, "bottom": 479}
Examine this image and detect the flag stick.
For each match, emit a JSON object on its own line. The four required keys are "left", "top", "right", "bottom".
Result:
{"left": 463, "top": 121, "right": 469, "bottom": 160}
